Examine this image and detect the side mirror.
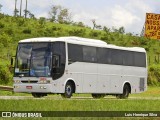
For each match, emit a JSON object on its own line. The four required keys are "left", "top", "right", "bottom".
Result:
{"left": 11, "top": 56, "right": 15, "bottom": 67}
{"left": 52, "top": 55, "right": 60, "bottom": 68}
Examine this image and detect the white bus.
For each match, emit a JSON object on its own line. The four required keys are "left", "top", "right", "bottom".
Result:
{"left": 13, "top": 37, "right": 147, "bottom": 98}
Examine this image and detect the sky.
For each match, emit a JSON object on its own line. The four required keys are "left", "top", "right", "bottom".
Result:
{"left": 0, "top": 0, "right": 160, "bottom": 35}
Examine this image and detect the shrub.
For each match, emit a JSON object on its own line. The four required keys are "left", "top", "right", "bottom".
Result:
{"left": 139, "top": 37, "right": 148, "bottom": 46}
{"left": 100, "top": 33, "right": 108, "bottom": 41}
{"left": 89, "top": 31, "right": 100, "bottom": 37}
{"left": 52, "top": 26, "right": 62, "bottom": 31}
{"left": 17, "top": 18, "right": 25, "bottom": 26}
{"left": 0, "top": 62, "right": 12, "bottom": 85}
{"left": 23, "top": 28, "right": 32, "bottom": 34}
{"left": 5, "top": 28, "right": 14, "bottom": 35}
{"left": 44, "top": 28, "right": 54, "bottom": 36}
{"left": 0, "top": 13, "right": 5, "bottom": 19}
{"left": 69, "top": 28, "right": 86, "bottom": 37}
{"left": 148, "top": 65, "right": 160, "bottom": 86}
{"left": 39, "top": 17, "right": 46, "bottom": 27}
{"left": 0, "top": 22, "right": 5, "bottom": 28}
{"left": 55, "top": 31, "right": 68, "bottom": 37}
{"left": 0, "top": 32, "right": 12, "bottom": 47}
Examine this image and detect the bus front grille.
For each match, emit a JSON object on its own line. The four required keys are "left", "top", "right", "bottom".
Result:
{"left": 21, "top": 81, "right": 38, "bottom": 83}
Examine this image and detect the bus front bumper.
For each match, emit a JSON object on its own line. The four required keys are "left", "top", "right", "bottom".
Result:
{"left": 13, "top": 83, "right": 52, "bottom": 93}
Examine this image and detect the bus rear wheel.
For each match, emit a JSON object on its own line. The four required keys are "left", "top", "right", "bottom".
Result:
{"left": 116, "top": 84, "right": 130, "bottom": 99}
{"left": 92, "top": 94, "right": 105, "bottom": 98}
{"left": 61, "top": 82, "right": 73, "bottom": 98}
{"left": 32, "top": 93, "right": 47, "bottom": 98}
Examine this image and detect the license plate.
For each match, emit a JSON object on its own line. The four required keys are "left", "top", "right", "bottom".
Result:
{"left": 26, "top": 86, "right": 32, "bottom": 89}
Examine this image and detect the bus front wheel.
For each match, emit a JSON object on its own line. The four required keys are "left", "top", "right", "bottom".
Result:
{"left": 61, "top": 82, "right": 73, "bottom": 98}
{"left": 116, "top": 84, "right": 130, "bottom": 99}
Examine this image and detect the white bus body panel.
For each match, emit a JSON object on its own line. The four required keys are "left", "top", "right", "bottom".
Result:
{"left": 64, "top": 62, "right": 147, "bottom": 94}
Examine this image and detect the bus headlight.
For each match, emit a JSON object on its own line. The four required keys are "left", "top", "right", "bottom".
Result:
{"left": 40, "top": 86, "right": 47, "bottom": 89}
{"left": 14, "top": 80, "right": 21, "bottom": 83}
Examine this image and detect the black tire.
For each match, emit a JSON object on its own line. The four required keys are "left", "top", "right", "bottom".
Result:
{"left": 61, "top": 82, "right": 73, "bottom": 98}
{"left": 92, "top": 94, "right": 105, "bottom": 99}
{"left": 32, "top": 93, "right": 47, "bottom": 98}
{"left": 116, "top": 84, "right": 130, "bottom": 99}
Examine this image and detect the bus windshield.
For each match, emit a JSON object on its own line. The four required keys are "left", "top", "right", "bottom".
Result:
{"left": 14, "top": 43, "right": 52, "bottom": 77}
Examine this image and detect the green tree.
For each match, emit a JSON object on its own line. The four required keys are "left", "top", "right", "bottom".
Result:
{"left": 39, "top": 17, "right": 46, "bottom": 26}
{"left": 14, "top": 9, "right": 19, "bottom": 17}
{"left": 126, "top": 32, "right": 133, "bottom": 36}
{"left": 24, "top": 0, "right": 28, "bottom": 18}
{"left": 118, "top": 26, "right": 125, "bottom": 34}
{"left": 49, "top": 5, "right": 72, "bottom": 24}
{"left": 23, "top": 10, "right": 35, "bottom": 19}
{"left": 26, "top": 10, "right": 35, "bottom": 19}
{"left": 77, "top": 22, "right": 85, "bottom": 27}
{"left": 20, "top": 0, "right": 22, "bottom": 16}
{"left": 29, "top": 12, "right": 35, "bottom": 19}
{"left": 49, "top": 5, "right": 60, "bottom": 22}
{"left": 103, "top": 26, "right": 110, "bottom": 33}
{"left": 112, "top": 26, "right": 118, "bottom": 32}
{"left": 14, "top": 0, "right": 19, "bottom": 17}
{"left": 91, "top": 19, "right": 96, "bottom": 30}
{"left": 91, "top": 19, "right": 102, "bottom": 30}
{"left": 58, "top": 8, "right": 71, "bottom": 24}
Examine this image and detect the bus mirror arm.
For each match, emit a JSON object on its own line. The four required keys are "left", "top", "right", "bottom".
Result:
{"left": 11, "top": 56, "right": 15, "bottom": 67}
{"left": 11, "top": 58, "right": 13, "bottom": 66}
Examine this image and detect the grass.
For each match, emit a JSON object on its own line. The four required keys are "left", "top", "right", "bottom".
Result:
{"left": 0, "top": 99, "right": 160, "bottom": 111}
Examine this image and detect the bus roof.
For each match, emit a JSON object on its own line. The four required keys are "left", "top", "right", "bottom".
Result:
{"left": 19, "top": 37, "right": 146, "bottom": 53}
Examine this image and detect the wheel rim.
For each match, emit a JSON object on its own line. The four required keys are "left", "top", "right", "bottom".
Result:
{"left": 66, "top": 85, "right": 72, "bottom": 95}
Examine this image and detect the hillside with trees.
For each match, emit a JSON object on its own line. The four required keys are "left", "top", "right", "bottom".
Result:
{"left": 0, "top": 3, "right": 160, "bottom": 86}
